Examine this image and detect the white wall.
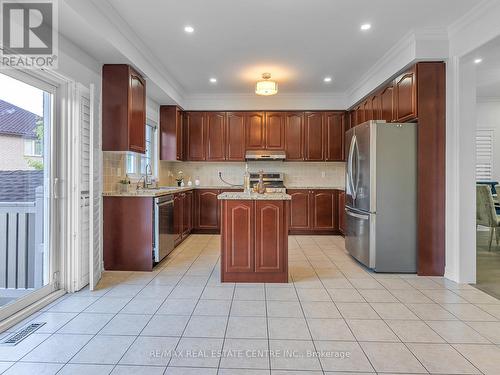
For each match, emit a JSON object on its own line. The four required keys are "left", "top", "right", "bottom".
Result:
{"left": 477, "top": 100, "right": 500, "bottom": 182}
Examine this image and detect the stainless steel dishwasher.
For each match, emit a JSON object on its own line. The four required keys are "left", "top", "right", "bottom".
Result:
{"left": 154, "top": 194, "right": 175, "bottom": 263}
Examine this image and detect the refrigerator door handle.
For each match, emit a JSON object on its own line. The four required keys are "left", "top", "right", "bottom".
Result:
{"left": 347, "top": 135, "right": 356, "bottom": 200}
{"left": 354, "top": 136, "right": 361, "bottom": 197}
{"left": 345, "top": 209, "right": 369, "bottom": 220}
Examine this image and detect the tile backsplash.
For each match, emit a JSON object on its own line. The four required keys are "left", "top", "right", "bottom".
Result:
{"left": 103, "top": 152, "right": 127, "bottom": 192}
{"left": 159, "top": 161, "right": 345, "bottom": 188}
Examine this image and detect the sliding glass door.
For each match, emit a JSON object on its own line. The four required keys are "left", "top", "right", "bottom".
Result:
{"left": 0, "top": 71, "right": 58, "bottom": 320}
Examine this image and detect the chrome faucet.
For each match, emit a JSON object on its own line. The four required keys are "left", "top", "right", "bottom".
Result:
{"left": 136, "top": 164, "right": 154, "bottom": 190}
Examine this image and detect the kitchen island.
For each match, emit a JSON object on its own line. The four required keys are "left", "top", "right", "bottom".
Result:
{"left": 218, "top": 192, "right": 291, "bottom": 283}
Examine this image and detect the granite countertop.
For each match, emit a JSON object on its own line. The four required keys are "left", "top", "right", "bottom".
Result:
{"left": 218, "top": 192, "right": 291, "bottom": 200}
{"left": 286, "top": 186, "right": 345, "bottom": 191}
{"left": 103, "top": 185, "right": 243, "bottom": 197}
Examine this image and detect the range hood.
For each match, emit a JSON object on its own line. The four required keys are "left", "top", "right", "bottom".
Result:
{"left": 245, "top": 150, "right": 286, "bottom": 161}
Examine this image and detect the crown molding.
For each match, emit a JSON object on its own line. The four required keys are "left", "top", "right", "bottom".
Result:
{"left": 64, "top": 0, "right": 186, "bottom": 105}
{"left": 346, "top": 28, "right": 449, "bottom": 107}
{"left": 448, "top": 0, "right": 499, "bottom": 38}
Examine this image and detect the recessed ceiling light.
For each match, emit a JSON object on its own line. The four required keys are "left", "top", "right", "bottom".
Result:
{"left": 360, "top": 23, "right": 371, "bottom": 31}
{"left": 209, "top": 78, "right": 217, "bottom": 83}
{"left": 323, "top": 77, "right": 332, "bottom": 83}
{"left": 474, "top": 58, "right": 483, "bottom": 64}
{"left": 184, "top": 25, "right": 194, "bottom": 33}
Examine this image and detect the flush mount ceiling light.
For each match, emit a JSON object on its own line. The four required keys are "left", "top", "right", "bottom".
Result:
{"left": 184, "top": 25, "right": 194, "bottom": 33}
{"left": 255, "top": 73, "right": 278, "bottom": 96}
{"left": 323, "top": 76, "right": 332, "bottom": 83}
{"left": 474, "top": 58, "right": 483, "bottom": 64}
{"left": 360, "top": 23, "right": 371, "bottom": 31}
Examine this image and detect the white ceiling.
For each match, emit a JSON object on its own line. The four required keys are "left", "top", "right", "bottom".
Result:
{"left": 60, "top": 0, "right": 479, "bottom": 102}
{"left": 472, "top": 36, "right": 500, "bottom": 98}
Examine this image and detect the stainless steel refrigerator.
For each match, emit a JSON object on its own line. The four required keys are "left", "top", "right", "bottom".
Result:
{"left": 345, "top": 120, "right": 417, "bottom": 273}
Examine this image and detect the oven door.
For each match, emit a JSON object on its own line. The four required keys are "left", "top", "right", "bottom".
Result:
{"left": 154, "top": 196, "right": 175, "bottom": 262}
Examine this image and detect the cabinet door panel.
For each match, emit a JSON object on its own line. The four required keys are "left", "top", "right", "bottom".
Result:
{"left": 288, "top": 190, "right": 311, "bottom": 229}
{"left": 186, "top": 112, "right": 205, "bottom": 161}
{"left": 395, "top": 67, "right": 417, "bottom": 122}
{"left": 355, "top": 106, "right": 364, "bottom": 126}
{"left": 371, "top": 94, "right": 381, "bottom": 120}
{"left": 159, "top": 106, "right": 183, "bottom": 161}
{"left": 265, "top": 112, "right": 285, "bottom": 150}
{"left": 183, "top": 191, "right": 192, "bottom": 235}
{"left": 129, "top": 70, "right": 146, "bottom": 153}
{"left": 325, "top": 112, "right": 344, "bottom": 161}
{"left": 312, "top": 190, "right": 338, "bottom": 230}
{"left": 304, "top": 112, "right": 324, "bottom": 160}
{"left": 380, "top": 85, "right": 394, "bottom": 122}
{"left": 195, "top": 189, "right": 220, "bottom": 230}
{"left": 285, "top": 112, "right": 304, "bottom": 160}
{"left": 255, "top": 200, "right": 284, "bottom": 272}
{"left": 363, "top": 99, "right": 372, "bottom": 122}
{"left": 226, "top": 112, "right": 245, "bottom": 160}
{"left": 173, "top": 194, "right": 183, "bottom": 245}
{"left": 176, "top": 109, "right": 184, "bottom": 160}
{"left": 338, "top": 191, "right": 346, "bottom": 234}
{"left": 223, "top": 200, "right": 254, "bottom": 273}
{"left": 245, "top": 112, "right": 265, "bottom": 149}
{"left": 206, "top": 112, "right": 226, "bottom": 160}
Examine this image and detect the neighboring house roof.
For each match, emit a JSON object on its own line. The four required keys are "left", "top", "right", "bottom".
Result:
{"left": 0, "top": 99, "right": 41, "bottom": 138}
{"left": 0, "top": 170, "right": 44, "bottom": 202}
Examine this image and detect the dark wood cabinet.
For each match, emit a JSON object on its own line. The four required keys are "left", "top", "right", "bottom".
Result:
{"left": 363, "top": 99, "right": 372, "bottom": 122}
{"left": 325, "top": 112, "right": 344, "bottom": 161}
{"left": 194, "top": 189, "right": 220, "bottom": 232}
{"left": 226, "top": 112, "right": 246, "bottom": 161}
{"left": 221, "top": 199, "right": 288, "bottom": 283}
{"left": 288, "top": 189, "right": 340, "bottom": 234}
{"left": 173, "top": 193, "right": 183, "bottom": 246}
{"left": 160, "top": 105, "right": 184, "bottom": 161}
{"left": 255, "top": 200, "right": 286, "bottom": 273}
{"left": 206, "top": 112, "right": 226, "bottom": 160}
{"left": 185, "top": 112, "right": 206, "bottom": 161}
{"left": 371, "top": 94, "right": 381, "bottom": 120}
{"left": 245, "top": 112, "right": 266, "bottom": 149}
{"left": 394, "top": 66, "right": 417, "bottom": 122}
{"left": 312, "top": 190, "right": 338, "bottom": 230}
{"left": 183, "top": 191, "right": 193, "bottom": 236}
{"left": 380, "top": 85, "right": 394, "bottom": 122}
{"left": 285, "top": 112, "right": 304, "bottom": 160}
{"left": 222, "top": 200, "right": 254, "bottom": 273}
{"left": 338, "top": 191, "right": 345, "bottom": 235}
{"left": 288, "top": 190, "right": 311, "bottom": 230}
{"left": 102, "top": 64, "right": 146, "bottom": 153}
{"left": 265, "top": 112, "right": 285, "bottom": 150}
{"left": 304, "top": 112, "right": 325, "bottom": 160}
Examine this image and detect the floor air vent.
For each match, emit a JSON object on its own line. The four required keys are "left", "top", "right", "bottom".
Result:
{"left": 1, "top": 322, "right": 46, "bottom": 346}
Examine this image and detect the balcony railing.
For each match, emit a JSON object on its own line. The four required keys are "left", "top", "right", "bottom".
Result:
{"left": 0, "top": 186, "right": 44, "bottom": 291}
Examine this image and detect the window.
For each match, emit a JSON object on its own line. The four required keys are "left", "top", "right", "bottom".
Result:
{"left": 476, "top": 129, "right": 494, "bottom": 181}
{"left": 24, "top": 138, "right": 43, "bottom": 156}
{"left": 126, "top": 122, "right": 157, "bottom": 177}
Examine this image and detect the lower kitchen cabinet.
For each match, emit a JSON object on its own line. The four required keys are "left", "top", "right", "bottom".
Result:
{"left": 193, "top": 189, "right": 220, "bottom": 233}
{"left": 288, "top": 189, "right": 340, "bottom": 234}
{"left": 103, "top": 197, "right": 154, "bottom": 271}
{"left": 173, "top": 193, "right": 184, "bottom": 246}
{"left": 338, "top": 190, "right": 346, "bottom": 235}
{"left": 221, "top": 199, "right": 288, "bottom": 282}
{"left": 183, "top": 191, "right": 193, "bottom": 236}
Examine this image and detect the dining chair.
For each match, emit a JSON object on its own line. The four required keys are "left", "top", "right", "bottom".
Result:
{"left": 476, "top": 185, "right": 500, "bottom": 251}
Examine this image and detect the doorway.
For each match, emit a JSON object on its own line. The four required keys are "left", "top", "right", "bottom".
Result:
{"left": 473, "top": 36, "right": 500, "bottom": 298}
{"left": 0, "top": 71, "right": 60, "bottom": 319}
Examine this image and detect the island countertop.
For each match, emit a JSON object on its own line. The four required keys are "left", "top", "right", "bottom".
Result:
{"left": 217, "top": 192, "right": 291, "bottom": 200}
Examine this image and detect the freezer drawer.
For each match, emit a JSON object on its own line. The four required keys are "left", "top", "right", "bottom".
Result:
{"left": 345, "top": 208, "right": 374, "bottom": 269}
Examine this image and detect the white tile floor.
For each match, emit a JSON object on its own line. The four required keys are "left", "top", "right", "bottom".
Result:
{"left": 1, "top": 234, "right": 500, "bottom": 374}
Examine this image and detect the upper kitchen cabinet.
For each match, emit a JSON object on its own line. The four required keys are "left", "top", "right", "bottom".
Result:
{"left": 226, "top": 112, "right": 246, "bottom": 161}
{"left": 394, "top": 66, "right": 417, "bottom": 122}
{"left": 102, "top": 64, "right": 146, "bottom": 153}
{"left": 380, "top": 85, "right": 394, "bottom": 122}
{"left": 325, "top": 112, "right": 344, "bottom": 161}
{"left": 371, "top": 93, "right": 381, "bottom": 121}
{"left": 285, "top": 112, "right": 304, "bottom": 160}
{"left": 159, "top": 105, "right": 184, "bottom": 161}
{"left": 363, "top": 99, "right": 372, "bottom": 122}
{"left": 245, "top": 112, "right": 266, "bottom": 149}
{"left": 185, "top": 111, "right": 206, "bottom": 161}
{"left": 304, "top": 112, "right": 325, "bottom": 160}
{"left": 265, "top": 112, "right": 285, "bottom": 150}
{"left": 205, "top": 112, "right": 226, "bottom": 161}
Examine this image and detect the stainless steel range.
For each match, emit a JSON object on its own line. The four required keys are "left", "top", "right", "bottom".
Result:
{"left": 249, "top": 172, "right": 286, "bottom": 193}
